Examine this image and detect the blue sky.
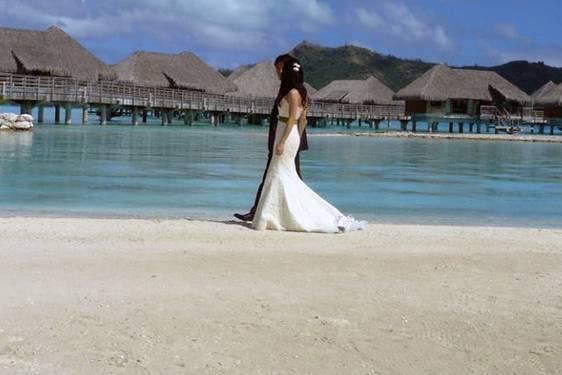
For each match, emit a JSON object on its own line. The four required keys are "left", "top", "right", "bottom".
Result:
{"left": 0, "top": 0, "right": 560, "bottom": 69}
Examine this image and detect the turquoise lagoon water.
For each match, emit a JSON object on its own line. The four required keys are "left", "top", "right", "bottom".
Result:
{"left": 1, "top": 105, "right": 561, "bottom": 227}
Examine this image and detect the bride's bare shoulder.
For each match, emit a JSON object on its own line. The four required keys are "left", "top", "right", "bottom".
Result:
{"left": 285, "top": 89, "right": 302, "bottom": 103}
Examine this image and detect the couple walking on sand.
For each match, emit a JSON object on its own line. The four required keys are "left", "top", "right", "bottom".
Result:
{"left": 234, "top": 54, "right": 367, "bottom": 233}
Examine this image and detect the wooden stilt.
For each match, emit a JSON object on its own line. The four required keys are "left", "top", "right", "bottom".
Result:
{"left": 161, "top": 109, "right": 167, "bottom": 126}
{"left": 132, "top": 107, "right": 139, "bottom": 126}
{"left": 100, "top": 105, "right": 107, "bottom": 125}
{"left": 448, "top": 122, "right": 453, "bottom": 133}
{"left": 64, "top": 103, "right": 72, "bottom": 125}
{"left": 81, "top": 105, "right": 89, "bottom": 125}
{"left": 20, "top": 102, "right": 32, "bottom": 115}
{"left": 55, "top": 105, "right": 61, "bottom": 124}
{"left": 38, "top": 104, "right": 44, "bottom": 123}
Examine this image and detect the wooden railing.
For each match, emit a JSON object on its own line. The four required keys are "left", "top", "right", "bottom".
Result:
{"left": 0, "top": 72, "right": 406, "bottom": 120}
{"left": 480, "top": 105, "right": 545, "bottom": 124}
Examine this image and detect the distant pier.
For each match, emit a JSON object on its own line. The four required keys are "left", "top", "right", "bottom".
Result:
{"left": 0, "top": 72, "right": 406, "bottom": 127}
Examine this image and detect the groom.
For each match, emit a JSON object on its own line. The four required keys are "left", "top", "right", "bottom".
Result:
{"left": 234, "top": 53, "right": 309, "bottom": 222}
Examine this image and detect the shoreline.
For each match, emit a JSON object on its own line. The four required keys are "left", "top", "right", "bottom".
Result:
{"left": 3, "top": 122, "right": 562, "bottom": 144}
{"left": 1, "top": 217, "right": 561, "bottom": 374}
{"left": 1, "top": 212, "right": 561, "bottom": 230}
{"left": 336, "top": 130, "right": 562, "bottom": 143}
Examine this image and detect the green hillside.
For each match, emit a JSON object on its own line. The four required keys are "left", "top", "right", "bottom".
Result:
{"left": 222, "top": 41, "right": 562, "bottom": 94}
{"left": 290, "top": 41, "right": 433, "bottom": 92}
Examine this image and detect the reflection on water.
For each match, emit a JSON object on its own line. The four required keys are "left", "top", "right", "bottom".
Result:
{"left": 0, "top": 123, "right": 561, "bottom": 227}
{"left": 0, "top": 131, "right": 33, "bottom": 157}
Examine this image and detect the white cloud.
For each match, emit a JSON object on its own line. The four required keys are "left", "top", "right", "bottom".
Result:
{"left": 495, "top": 22, "right": 520, "bottom": 40}
{"left": 355, "top": 1, "right": 454, "bottom": 51}
{"left": 355, "top": 9, "right": 383, "bottom": 29}
{"left": 0, "top": 0, "right": 334, "bottom": 53}
{"left": 434, "top": 25, "right": 452, "bottom": 49}
{"left": 287, "top": 0, "right": 333, "bottom": 24}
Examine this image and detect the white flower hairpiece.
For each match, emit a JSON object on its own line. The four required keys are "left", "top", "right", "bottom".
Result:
{"left": 292, "top": 63, "right": 301, "bottom": 72}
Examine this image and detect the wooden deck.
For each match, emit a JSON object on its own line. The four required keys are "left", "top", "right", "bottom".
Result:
{"left": 0, "top": 73, "right": 406, "bottom": 125}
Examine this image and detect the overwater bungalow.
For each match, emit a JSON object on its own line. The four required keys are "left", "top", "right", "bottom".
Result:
{"left": 226, "top": 61, "right": 320, "bottom": 125}
{"left": 112, "top": 51, "right": 236, "bottom": 95}
{"left": 394, "top": 64, "right": 531, "bottom": 132}
{"left": 532, "top": 81, "right": 557, "bottom": 99}
{"left": 228, "top": 61, "right": 317, "bottom": 99}
{"left": 311, "top": 76, "right": 403, "bottom": 127}
{"left": 304, "top": 82, "right": 317, "bottom": 96}
{"left": 0, "top": 25, "right": 115, "bottom": 120}
{"left": 110, "top": 51, "right": 238, "bottom": 125}
{"left": 313, "top": 76, "right": 399, "bottom": 105}
{"left": 533, "top": 82, "right": 562, "bottom": 127}
{"left": 227, "top": 60, "right": 280, "bottom": 99}
{"left": 0, "top": 25, "right": 114, "bottom": 81}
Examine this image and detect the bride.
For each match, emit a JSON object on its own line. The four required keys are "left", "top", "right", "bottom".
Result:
{"left": 252, "top": 56, "right": 367, "bottom": 233}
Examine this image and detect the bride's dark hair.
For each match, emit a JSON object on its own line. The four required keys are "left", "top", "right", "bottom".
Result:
{"left": 275, "top": 55, "right": 308, "bottom": 108}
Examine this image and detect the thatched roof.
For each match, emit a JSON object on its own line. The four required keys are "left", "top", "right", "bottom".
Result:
{"left": 304, "top": 82, "right": 317, "bottom": 96}
{"left": 112, "top": 51, "right": 237, "bottom": 94}
{"left": 228, "top": 60, "right": 280, "bottom": 98}
{"left": 313, "top": 76, "right": 399, "bottom": 105}
{"left": 534, "top": 83, "right": 562, "bottom": 106}
{"left": 394, "top": 64, "right": 530, "bottom": 104}
{"left": 0, "top": 25, "right": 114, "bottom": 81}
{"left": 228, "top": 61, "right": 317, "bottom": 99}
{"left": 227, "top": 64, "right": 254, "bottom": 82}
{"left": 532, "top": 81, "right": 556, "bottom": 98}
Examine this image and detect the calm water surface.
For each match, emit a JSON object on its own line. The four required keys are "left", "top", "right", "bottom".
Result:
{"left": 1, "top": 120, "right": 561, "bottom": 227}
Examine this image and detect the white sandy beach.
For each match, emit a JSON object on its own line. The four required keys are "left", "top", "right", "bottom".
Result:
{"left": 1, "top": 217, "right": 561, "bottom": 374}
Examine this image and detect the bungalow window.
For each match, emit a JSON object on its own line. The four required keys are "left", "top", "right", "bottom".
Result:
{"left": 452, "top": 100, "right": 468, "bottom": 114}
{"left": 429, "top": 101, "right": 442, "bottom": 112}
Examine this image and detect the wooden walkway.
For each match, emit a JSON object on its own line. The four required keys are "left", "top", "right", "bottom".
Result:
{"left": 0, "top": 73, "right": 406, "bottom": 126}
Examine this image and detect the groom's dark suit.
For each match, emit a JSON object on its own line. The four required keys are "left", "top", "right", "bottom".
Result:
{"left": 249, "top": 99, "right": 308, "bottom": 215}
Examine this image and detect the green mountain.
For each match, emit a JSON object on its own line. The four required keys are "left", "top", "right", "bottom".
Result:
{"left": 459, "top": 61, "right": 562, "bottom": 94}
{"left": 222, "top": 41, "right": 562, "bottom": 94}
{"left": 290, "top": 41, "right": 434, "bottom": 92}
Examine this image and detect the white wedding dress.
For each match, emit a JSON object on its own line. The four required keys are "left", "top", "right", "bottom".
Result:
{"left": 252, "top": 98, "right": 367, "bottom": 233}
